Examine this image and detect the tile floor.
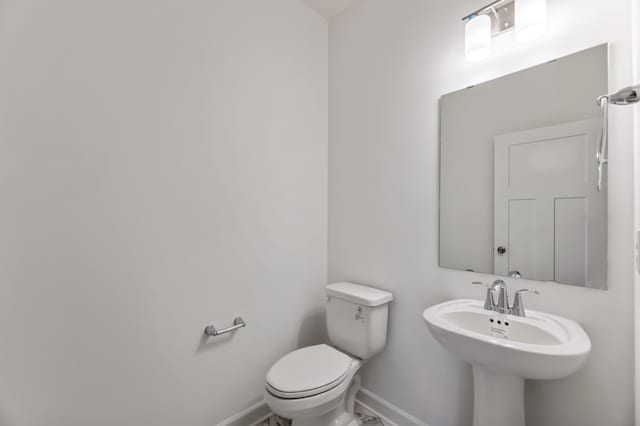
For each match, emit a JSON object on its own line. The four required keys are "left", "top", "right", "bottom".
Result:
{"left": 256, "top": 415, "right": 291, "bottom": 426}
{"left": 257, "top": 414, "right": 384, "bottom": 425}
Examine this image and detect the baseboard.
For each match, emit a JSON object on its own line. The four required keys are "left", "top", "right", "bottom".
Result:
{"left": 217, "top": 400, "right": 271, "bottom": 426}
{"left": 355, "top": 388, "right": 429, "bottom": 426}
{"left": 218, "top": 388, "right": 427, "bottom": 426}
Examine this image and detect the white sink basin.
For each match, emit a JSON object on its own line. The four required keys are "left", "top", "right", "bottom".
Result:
{"left": 423, "top": 299, "right": 591, "bottom": 379}
{"left": 423, "top": 299, "right": 591, "bottom": 426}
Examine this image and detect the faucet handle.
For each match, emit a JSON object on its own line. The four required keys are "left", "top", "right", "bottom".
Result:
{"left": 511, "top": 289, "right": 540, "bottom": 317}
{"left": 472, "top": 281, "right": 496, "bottom": 310}
{"left": 516, "top": 289, "right": 540, "bottom": 295}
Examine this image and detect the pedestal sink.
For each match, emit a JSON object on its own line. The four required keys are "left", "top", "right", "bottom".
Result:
{"left": 423, "top": 299, "right": 591, "bottom": 426}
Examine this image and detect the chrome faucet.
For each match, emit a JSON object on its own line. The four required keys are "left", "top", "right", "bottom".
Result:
{"left": 491, "top": 280, "right": 509, "bottom": 314}
{"left": 472, "top": 280, "right": 540, "bottom": 317}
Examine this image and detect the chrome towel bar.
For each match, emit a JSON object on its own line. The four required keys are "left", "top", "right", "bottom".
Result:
{"left": 204, "top": 317, "right": 247, "bottom": 337}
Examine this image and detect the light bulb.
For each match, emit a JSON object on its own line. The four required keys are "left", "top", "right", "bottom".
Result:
{"left": 516, "top": 0, "right": 547, "bottom": 43}
{"left": 465, "top": 15, "right": 492, "bottom": 62}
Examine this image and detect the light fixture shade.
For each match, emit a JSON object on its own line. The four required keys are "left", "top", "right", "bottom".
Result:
{"left": 515, "top": 0, "right": 547, "bottom": 43}
{"left": 465, "top": 15, "right": 491, "bottom": 62}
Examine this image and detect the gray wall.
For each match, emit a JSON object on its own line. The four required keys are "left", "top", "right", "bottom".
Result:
{"left": 329, "top": 0, "right": 634, "bottom": 425}
{"left": 0, "top": 1, "right": 328, "bottom": 425}
{"left": 633, "top": 1, "right": 640, "bottom": 423}
{"left": 440, "top": 46, "right": 607, "bottom": 274}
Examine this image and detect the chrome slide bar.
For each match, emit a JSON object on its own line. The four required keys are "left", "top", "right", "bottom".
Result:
{"left": 596, "top": 94, "right": 609, "bottom": 193}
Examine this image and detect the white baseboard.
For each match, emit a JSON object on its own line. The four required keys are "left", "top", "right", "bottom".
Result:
{"left": 355, "top": 388, "right": 429, "bottom": 426}
{"left": 218, "top": 388, "right": 427, "bottom": 426}
{"left": 217, "top": 400, "right": 271, "bottom": 426}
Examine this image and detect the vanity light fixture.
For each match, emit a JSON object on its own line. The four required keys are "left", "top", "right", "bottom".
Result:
{"left": 463, "top": 0, "right": 547, "bottom": 62}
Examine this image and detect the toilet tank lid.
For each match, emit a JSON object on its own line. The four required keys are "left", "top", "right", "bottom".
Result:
{"left": 326, "top": 282, "right": 393, "bottom": 307}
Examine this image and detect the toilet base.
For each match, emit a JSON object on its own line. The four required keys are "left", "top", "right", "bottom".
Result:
{"left": 274, "top": 375, "right": 362, "bottom": 426}
{"left": 291, "top": 405, "right": 359, "bottom": 426}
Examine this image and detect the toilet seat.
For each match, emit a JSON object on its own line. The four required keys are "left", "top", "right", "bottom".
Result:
{"left": 264, "top": 346, "right": 363, "bottom": 422}
{"left": 266, "top": 344, "right": 356, "bottom": 399}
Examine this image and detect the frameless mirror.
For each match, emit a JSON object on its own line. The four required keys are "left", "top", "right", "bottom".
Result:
{"left": 439, "top": 44, "right": 608, "bottom": 289}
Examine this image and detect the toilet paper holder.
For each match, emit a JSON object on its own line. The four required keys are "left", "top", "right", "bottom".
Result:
{"left": 204, "top": 317, "right": 247, "bottom": 337}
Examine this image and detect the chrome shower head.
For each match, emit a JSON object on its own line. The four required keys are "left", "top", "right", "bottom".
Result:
{"left": 608, "top": 85, "right": 640, "bottom": 105}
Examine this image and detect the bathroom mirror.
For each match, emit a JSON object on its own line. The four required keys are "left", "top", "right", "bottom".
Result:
{"left": 439, "top": 44, "right": 608, "bottom": 289}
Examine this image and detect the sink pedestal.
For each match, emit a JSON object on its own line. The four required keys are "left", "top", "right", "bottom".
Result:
{"left": 473, "top": 366, "right": 525, "bottom": 426}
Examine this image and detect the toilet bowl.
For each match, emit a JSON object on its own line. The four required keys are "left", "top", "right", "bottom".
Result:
{"left": 264, "top": 283, "right": 393, "bottom": 426}
{"left": 264, "top": 344, "right": 362, "bottom": 426}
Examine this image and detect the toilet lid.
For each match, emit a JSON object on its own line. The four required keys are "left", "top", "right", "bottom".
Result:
{"left": 266, "top": 344, "right": 354, "bottom": 398}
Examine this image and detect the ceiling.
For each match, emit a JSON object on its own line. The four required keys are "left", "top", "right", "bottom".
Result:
{"left": 299, "top": 0, "right": 360, "bottom": 19}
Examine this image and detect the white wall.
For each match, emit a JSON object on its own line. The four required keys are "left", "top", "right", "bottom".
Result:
{"left": 633, "top": 0, "right": 640, "bottom": 422}
{"left": 329, "top": 0, "right": 635, "bottom": 425}
{"left": 0, "top": 1, "right": 327, "bottom": 425}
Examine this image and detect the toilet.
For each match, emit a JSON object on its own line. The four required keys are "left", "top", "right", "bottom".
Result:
{"left": 264, "top": 282, "right": 393, "bottom": 426}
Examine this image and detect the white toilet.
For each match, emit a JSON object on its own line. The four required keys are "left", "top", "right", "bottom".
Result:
{"left": 264, "top": 282, "right": 393, "bottom": 426}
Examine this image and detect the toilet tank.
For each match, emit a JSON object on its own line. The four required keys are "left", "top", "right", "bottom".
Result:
{"left": 325, "top": 282, "right": 393, "bottom": 360}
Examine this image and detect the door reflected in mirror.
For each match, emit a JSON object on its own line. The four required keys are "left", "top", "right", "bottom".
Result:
{"left": 439, "top": 44, "right": 608, "bottom": 289}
